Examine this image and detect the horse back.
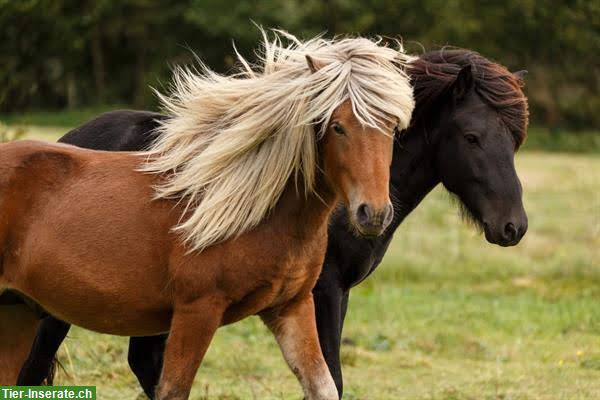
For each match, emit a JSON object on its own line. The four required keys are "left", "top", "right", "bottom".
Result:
{"left": 0, "top": 140, "right": 173, "bottom": 249}
{"left": 58, "top": 110, "right": 165, "bottom": 151}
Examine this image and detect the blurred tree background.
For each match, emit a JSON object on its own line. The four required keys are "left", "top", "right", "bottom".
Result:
{"left": 1, "top": 0, "right": 598, "bottom": 130}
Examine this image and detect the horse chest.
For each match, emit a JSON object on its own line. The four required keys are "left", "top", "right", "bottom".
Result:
{"left": 215, "top": 233, "right": 327, "bottom": 323}
{"left": 274, "top": 258, "right": 322, "bottom": 301}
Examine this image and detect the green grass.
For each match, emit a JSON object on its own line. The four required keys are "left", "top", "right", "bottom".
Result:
{"left": 4, "top": 122, "right": 600, "bottom": 399}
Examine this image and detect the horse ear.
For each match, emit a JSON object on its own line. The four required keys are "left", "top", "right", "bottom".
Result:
{"left": 513, "top": 70, "right": 528, "bottom": 82}
{"left": 305, "top": 54, "right": 325, "bottom": 73}
{"left": 452, "top": 65, "right": 474, "bottom": 100}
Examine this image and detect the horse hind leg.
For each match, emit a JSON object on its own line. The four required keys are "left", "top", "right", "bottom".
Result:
{"left": 17, "top": 317, "right": 71, "bottom": 385}
{"left": 0, "top": 304, "right": 41, "bottom": 385}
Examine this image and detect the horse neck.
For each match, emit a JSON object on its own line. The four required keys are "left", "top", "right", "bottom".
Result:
{"left": 274, "top": 172, "right": 338, "bottom": 240}
{"left": 388, "top": 120, "right": 441, "bottom": 227}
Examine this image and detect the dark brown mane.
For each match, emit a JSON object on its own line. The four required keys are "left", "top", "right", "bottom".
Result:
{"left": 408, "top": 48, "right": 529, "bottom": 149}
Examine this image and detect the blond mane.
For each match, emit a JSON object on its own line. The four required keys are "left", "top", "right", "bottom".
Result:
{"left": 142, "top": 29, "right": 415, "bottom": 252}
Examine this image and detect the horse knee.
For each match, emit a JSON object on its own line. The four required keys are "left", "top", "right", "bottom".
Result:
{"left": 154, "top": 383, "right": 187, "bottom": 400}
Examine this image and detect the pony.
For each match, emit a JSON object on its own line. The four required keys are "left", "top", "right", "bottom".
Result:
{"left": 0, "top": 30, "right": 415, "bottom": 400}
{"left": 12, "top": 48, "right": 528, "bottom": 398}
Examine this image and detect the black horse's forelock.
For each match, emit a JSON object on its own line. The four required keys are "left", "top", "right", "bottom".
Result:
{"left": 408, "top": 48, "right": 529, "bottom": 150}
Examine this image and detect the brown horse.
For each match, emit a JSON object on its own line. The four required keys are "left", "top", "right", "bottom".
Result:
{"left": 0, "top": 32, "right": 414, "bottom": 399}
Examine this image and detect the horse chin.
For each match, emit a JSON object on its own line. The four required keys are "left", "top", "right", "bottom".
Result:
{"left": 355, "top": 226, "right": 385, "bottom": 238}
{"left": 346, "top": 217, "right": 384, "bottom": 239}
{"left": 348, "top": 224, "right": 375, "bottom": 238}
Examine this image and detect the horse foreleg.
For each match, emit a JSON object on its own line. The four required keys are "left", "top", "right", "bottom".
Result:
{"left": 262, "top": 294, "right": 338, "bottom": 400}
{"left": 128, "top": 334, "right": 167, "bottom": 399}
{"left": 313, "top": 275, "right": 346, "bottom": 398}
{"left": 0, "top": 304, "right": 40, "bottom": 385}
{"left": 155, "top": 298, "right": 225, "bottom": 400}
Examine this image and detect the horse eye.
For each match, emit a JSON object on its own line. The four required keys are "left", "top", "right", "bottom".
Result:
{"left": 464, "top": 134, "right": 478, "bottom": 144}
{"left": 332, "top": 123, "right": 346, "bottom": 135}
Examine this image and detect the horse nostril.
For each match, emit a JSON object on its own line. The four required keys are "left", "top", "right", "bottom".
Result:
{"left": 356, "top": 203, "right": 371, "bottom": 225}
{"left": 504, "top": 222, "right": 517, "bottom": 241}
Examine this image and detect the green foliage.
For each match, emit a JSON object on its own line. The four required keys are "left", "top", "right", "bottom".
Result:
{"left": 524, "top": 126, "right": 600, "bottom": 153}
{"left": 0, "top": 1, "right": 598, "bottom": 130}
{"left": 0, "top": 105, "right": 122, "bottom": 127}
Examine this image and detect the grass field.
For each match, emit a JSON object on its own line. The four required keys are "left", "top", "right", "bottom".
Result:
{"left": 2, "top": 121, "right": 599, "bottom": 399}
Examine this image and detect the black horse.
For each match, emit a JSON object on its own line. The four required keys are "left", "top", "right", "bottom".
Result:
{"left": 14, "top": 49, "right": 529, "bottom": 398}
